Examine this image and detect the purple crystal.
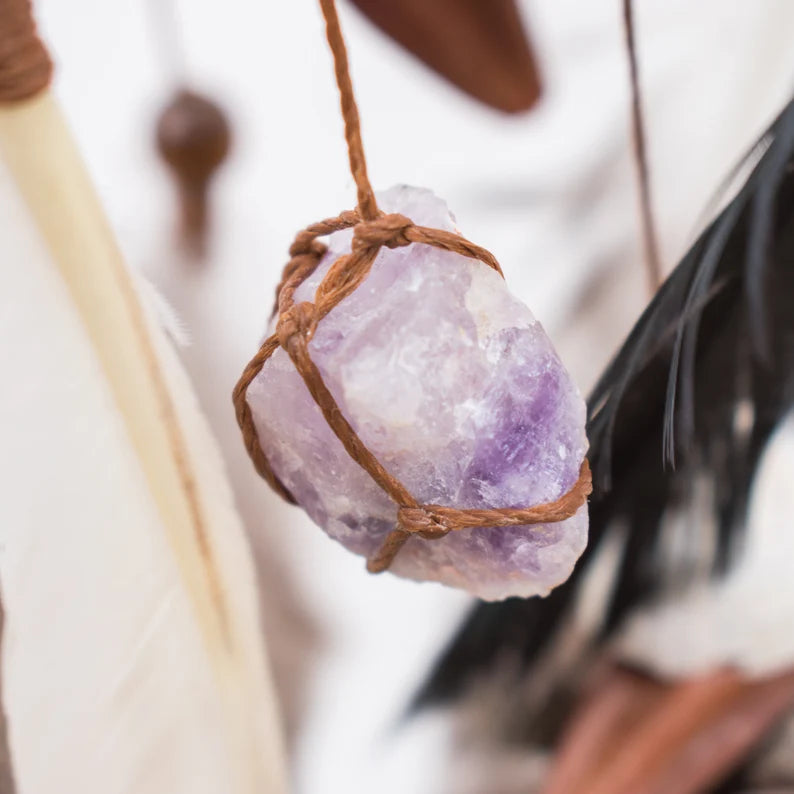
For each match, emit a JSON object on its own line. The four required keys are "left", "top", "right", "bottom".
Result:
{"left": 247, "top": 186, "right": 588, "bottom": 599}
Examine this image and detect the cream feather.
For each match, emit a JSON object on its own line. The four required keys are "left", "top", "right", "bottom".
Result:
{"left": 0, "top": 93, "right": 287, "bottom": 793}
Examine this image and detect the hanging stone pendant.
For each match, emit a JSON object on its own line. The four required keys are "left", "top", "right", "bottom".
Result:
{"left": 245, "top": 186, "right": 588, "bottom": 600}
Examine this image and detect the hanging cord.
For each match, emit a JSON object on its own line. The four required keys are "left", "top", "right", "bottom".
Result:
{"left": 623, "top": 0, "right": 663, "bottom": 293}
{"left": 233, "top": 0, "right": 592, "bottom": 573}
{"left": 318, "top": 0, "right": 379, "bottom": 220}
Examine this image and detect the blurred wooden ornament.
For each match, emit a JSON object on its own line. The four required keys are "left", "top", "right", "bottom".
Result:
{"left": 348, "top": 0, "right": 541, "bottom": 113}
{"left": 156, "top": 89, "right": 231, "bottom": 256}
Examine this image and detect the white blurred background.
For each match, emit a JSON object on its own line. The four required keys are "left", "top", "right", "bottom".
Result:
{"left": 30, "top": 1, "right": 794, "bottom": 791}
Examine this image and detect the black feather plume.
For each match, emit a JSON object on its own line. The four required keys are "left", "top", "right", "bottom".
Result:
{"left": 414, "top": 95, "right": 794, "bottom": 714}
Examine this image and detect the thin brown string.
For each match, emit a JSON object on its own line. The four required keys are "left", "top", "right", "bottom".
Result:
{"left": 0, "top": 0, "right": 53, "bottom": 102}
{"left": 623, "top": 0, "right": 662, "bottom": 293}
{"left": 233, "top": 0, "right": 592, "bottom": 573}
{"left": 318, "top": 0, "right": 379, "bottom": 220}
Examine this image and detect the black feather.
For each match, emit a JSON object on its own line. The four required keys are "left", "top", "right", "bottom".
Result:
{"left": 414, "top": 96, "right": 794, "bottom": 712}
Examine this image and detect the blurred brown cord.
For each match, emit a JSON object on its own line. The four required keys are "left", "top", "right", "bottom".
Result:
{"left": 623, "top": 0, "right": 663, "bottom": 293}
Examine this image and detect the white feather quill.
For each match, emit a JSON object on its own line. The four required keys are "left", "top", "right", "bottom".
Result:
{"left": 0, "top": 92, "right": 287, "bottom": 793}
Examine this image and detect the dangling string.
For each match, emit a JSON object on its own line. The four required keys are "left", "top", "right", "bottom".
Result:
{"left": 318, "top": 0, "right": 379, "bottom": 220}
{"left": 623, "top": 0, "right": 663, "bottom": 293}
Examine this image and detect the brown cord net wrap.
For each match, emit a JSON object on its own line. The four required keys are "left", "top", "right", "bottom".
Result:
{"left": 234, "top": 0, "right": 590, "bottom": 573}
{"left": 233, "top": 210, "right": 592, "bottom": 573}
{"left": 0, "top": 0, "right": 53, "bottom": 102}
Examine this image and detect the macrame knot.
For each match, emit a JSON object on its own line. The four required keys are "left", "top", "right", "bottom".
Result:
{"left": 398, "top": 506, "right": 452, "bottom": 539}
{"left": 276, "top": 301, "right": 317, "bottom": 351}
{"left": 352, "top": 213, "right": 414, "bottom": 252}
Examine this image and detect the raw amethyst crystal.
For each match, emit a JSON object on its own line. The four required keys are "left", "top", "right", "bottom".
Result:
{"left": 247, "top": 186, "right": 588, "bottom": 600}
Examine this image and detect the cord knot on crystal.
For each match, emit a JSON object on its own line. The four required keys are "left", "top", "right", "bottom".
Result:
{"left": 276, "top": 301, "right": 317, "bottom": 350}
{"left": 398, "top": 506, "right": 453, "bottom": 539}
{"left": 352, "top": 213, "right": 414, "bottom": 251}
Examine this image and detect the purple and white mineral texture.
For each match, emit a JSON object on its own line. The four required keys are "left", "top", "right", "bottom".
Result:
{"left": 247, "top": 186, "right": 588, "bottom": 600}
